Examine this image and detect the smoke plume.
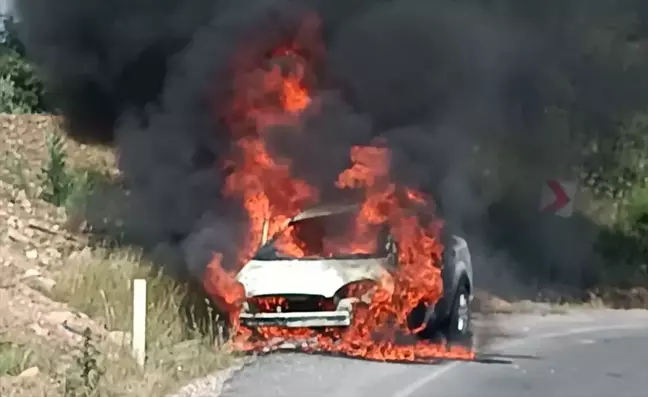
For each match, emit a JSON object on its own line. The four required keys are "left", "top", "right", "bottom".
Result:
{"left": 16, "top": 0, "right": 617, "bottom": 294}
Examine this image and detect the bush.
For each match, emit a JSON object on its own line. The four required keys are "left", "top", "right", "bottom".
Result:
{"left": 0, "top": 74, "right": 32, "bottom": 113}
{"left": 0, "top": 16, "right": 48, "bottom": 113}
{"left": 39, "top": 129, "right": 106, "bottom": 215}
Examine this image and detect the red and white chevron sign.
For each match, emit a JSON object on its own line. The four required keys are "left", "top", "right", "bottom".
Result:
{"left": 539, "top": 179, "right": 577, "bottom": 217}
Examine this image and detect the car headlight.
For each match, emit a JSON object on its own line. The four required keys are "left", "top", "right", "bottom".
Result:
{"left": 335, "top": 280, "right": 378, "bottom": 305}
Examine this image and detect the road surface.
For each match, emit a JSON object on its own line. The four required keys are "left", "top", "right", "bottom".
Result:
{"left": 219, "top": 309, "right": 648, "bottom": 397}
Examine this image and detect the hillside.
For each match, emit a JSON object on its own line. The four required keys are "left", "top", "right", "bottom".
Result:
{"left": 0, "top": 114, "right": 235, "bottom": 397}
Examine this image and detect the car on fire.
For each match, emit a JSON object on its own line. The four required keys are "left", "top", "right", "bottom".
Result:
{"left": 235, "top": 203, "right": 474, "bottom": 344}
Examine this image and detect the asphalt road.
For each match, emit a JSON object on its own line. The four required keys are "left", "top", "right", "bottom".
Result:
{"left": 219, "top": 309, "right": 648, "bottom": 397}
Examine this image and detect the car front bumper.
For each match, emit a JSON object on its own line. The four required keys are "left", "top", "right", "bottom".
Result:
{"left": 240, "top": 310, "right": 352, "bottom": 328}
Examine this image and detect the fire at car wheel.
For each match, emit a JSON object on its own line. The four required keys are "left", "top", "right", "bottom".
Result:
{"left": 444, "top": 283, "right": 473, "bottom": 348}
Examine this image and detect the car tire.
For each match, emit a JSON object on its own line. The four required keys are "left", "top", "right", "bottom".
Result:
{"left": 444, "top": 283, "right": 473, "bottom": 348}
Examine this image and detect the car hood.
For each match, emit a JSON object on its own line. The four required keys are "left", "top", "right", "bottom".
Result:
{"left": 236, "top": 257, "right": 391, "bottom": 298}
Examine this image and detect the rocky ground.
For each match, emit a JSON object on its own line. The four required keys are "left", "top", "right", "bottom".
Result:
{"left": 0, "top": 113, "right": 646, "bottom": 396}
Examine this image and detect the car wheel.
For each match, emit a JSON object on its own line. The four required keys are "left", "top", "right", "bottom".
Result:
{"left": 445, "top": 283, "right": 472, "bottom": 347}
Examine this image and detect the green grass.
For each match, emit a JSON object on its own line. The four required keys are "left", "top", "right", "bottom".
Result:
{"left": 0, "top": 341, "right": 37, "bottom": 376}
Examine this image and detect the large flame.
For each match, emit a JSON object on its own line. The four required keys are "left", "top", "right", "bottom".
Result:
{"left": 203, "top": 15, "right": 475, "bottom": 362}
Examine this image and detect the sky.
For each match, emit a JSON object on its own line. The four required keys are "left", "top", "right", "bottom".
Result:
{"left": 1, "top": 0, "right": 15, "bottom": 35}
{"left": 0, "top": 0, "right": 14, "bottom": 17}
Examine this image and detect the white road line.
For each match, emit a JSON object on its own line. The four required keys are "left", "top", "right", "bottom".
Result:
{"left": 391, "top": 322, "right": 648, "bottom": 397}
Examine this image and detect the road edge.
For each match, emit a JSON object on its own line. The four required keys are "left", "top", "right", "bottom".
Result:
{"left": 165, "top": 355, "right": 258, "bottom": 397}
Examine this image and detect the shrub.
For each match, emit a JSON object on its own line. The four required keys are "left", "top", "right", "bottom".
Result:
{"left": 0, "top": 16, "right": 48, "bottom": 113}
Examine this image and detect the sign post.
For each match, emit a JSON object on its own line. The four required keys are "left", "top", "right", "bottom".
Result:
{"left": 132, "top": 279, "right": 147, "bottom": 367}
{"left": 539, "top": 179, "right": 577, "bottom": 218}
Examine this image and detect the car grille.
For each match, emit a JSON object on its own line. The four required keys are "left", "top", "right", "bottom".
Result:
{"left": 248, "top": 295, "right": 336, "bottom": 313}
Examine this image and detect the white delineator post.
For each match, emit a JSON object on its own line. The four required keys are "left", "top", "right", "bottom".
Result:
{"left": 132, "top": 279, "right": 147, "bottom": 367}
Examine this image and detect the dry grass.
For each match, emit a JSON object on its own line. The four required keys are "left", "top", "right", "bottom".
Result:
{"left": 51, "top": 249, "right": 236, "bottom": 397}
{"left": 2, "top": 248, "right": 237, "bottom": 397}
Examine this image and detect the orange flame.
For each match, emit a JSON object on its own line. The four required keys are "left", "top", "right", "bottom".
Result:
{"left": 202, "top": 14, "right": 475, "bottom": 362}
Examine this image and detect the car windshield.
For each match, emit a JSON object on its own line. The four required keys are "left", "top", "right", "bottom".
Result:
{"left": 253, "top": 211, "right": 389, "bottom": 260}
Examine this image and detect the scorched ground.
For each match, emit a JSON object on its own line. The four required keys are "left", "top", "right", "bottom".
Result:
{"left": 201, "top": 14, "right": 475, "bottom": 363}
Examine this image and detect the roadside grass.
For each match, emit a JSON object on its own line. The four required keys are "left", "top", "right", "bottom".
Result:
{"left": 0, "top": 340, "right": 56, "bottom": 397}
{"left": 0, "top": 342, "right": 39, "bottom": 377}
{"left": 51, "top": 248, "right": 236, "bottom": 397}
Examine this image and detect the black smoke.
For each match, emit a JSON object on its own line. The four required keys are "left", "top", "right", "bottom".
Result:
{"left": 15, "top": 0, "right": 638, "bottom": 294}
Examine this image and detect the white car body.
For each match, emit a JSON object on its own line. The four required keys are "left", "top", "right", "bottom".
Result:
{"left": 235, "top": 204, "right": 473, "bottom": 329}
{"left": 237, "top": 257, "right": 391, "bottom": 327}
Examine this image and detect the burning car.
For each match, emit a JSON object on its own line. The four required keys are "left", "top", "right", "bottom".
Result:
{"left": 198, "top": 19, "right": 477, "bottom": 359}
{"left": 235, "top": 202, "right": 474, "bottom": 344}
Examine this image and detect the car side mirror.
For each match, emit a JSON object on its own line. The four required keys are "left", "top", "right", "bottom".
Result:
{"left": 385, "top": 235, "right": 399, "bottom": 267}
